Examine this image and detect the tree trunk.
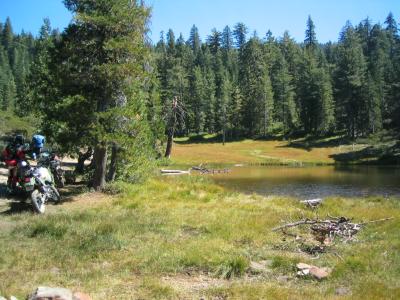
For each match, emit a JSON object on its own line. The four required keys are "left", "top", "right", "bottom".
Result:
{"left": 165, "top": 129, "right": 174, "bottom": 158}
{"left": 92, "top": 145, "right": 107, "bottom": 191}
{"left": 75, "top": 147, "right": 93, "bottom": 174}
{"left": 107, "top": 143, "right": 118, "bottom": 182}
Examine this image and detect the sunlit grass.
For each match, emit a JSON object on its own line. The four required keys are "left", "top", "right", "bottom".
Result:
{"left": 171, "top": 138, "right": 341, "bottom": 166}
{"left": 0, "top": 177, "right": 399, "bottom": 299}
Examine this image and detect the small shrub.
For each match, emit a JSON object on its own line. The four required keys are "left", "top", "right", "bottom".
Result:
{"left": 215, "top": 256, "right": 249, "bottom": 279}
{"left": 103, "top": 182, "right": 126, "bottom": 195}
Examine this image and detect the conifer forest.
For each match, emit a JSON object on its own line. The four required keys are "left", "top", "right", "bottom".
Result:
{"left": 2, "top": 13, "right": 400, "bottom": 139}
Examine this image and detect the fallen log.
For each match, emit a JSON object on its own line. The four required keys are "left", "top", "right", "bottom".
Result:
{"left": 161, "top": 169, "right": 190, "bottom": 175}
{"left": 359, "top": 217, "right": 394, "bottom": 226}
{"left": 301, "top": 198, "right": 323, "bottom": 208}
{"left": 191, "top": 165, "right": 231, "bottom": 175}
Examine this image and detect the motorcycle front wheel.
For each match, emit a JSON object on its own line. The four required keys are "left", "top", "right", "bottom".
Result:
{"left": 31, "top": 189, "right": 46, "bottom": 213}
{"left": 49, "top": 185, "right": 61, "bottom": 203}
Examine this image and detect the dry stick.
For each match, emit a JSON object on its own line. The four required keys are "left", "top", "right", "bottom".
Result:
{"left": 272, "top": 219, "right": 332, "bottom": 232}
{"left": 359, "top": 217, "right": 394, "bottom": 226}
{"left": 273, "top": 217, "right": 394, "bottom": 232}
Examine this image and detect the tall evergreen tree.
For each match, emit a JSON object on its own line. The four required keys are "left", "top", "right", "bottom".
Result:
{"left": 271, "top": 52, "right": 298, "bottom": 134}
{"left": 207, "top": 28, "right": 221, "bottom": 55}
{"left": 1, "top": 17, "right": 14, "bottom": 58}
{"left": 240, "top": 37, "right": 273, "bottom": 136}
{"left": 335, "top": 23, "right": 368, "bottom": 138}
{"left": 233, "top": 22, "right": 248, "bottom": 49}
{"left": 166, "top": 29, "right": 176, "bottom": 56}
{"left": 299, "top": 17, "right": 335, "bottom": 134}
{"left": 304, "top": 15, "right": 317, "bottom": 49}
{"left": 188, "top": 25, "right": 201, "bottom": 53}
{"left": 36, "top": 0, "right": 156, "bottom": 189}
{"left": 221, "top": 26, "right": 234, "bottom": 51}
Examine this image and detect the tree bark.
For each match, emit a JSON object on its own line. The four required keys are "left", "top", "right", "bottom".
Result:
{"left": 92, "top": 145, "right": 107, "bottom": 191}
{"left": 165, "top": 97, "right": 178, "bottom": 158}
{"left": 165, "top": 128, "right": 174, "bottom": 158}
{"left": 75, "top": 147, "right": 93, "bottom": 174}
{"left": 107, "top": 143, "right": 118, "bottom": 182}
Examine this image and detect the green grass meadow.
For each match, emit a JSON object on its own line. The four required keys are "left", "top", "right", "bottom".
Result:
{"left": 1, "top": 176, "right": 399, "bottom": 299}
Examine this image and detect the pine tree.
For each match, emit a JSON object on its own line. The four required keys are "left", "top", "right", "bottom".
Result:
{"left": 39, "top": 0, "right": 155, "bottom": 188}
{"left": 304, "top": 15, "right": 317, "bottom": 49}
{"left": 207, "top": 28, "right": 221, "bottom": 55}
{"left": 26, "top": 18, "right": 55, "bottom": 114}
{"left": 188, "top": 25, "right": 201, "bottom": 53}
{"left": 367, "top": 24, "right": 389, "bottom": 133}
{"left": 203, "top": 68, "right": 216, "bottom": 133}
{"left": 271, "top": 52, "right": 298, "bottom": 134}
{"left": 166, "top": 29, "right": 176, "bottom": 56}
{"left": 384, "top": 12, "right": 398, "bottom": 58}
{"left": 335, "top": 23, "right": 368, "bottom": 138}
{"left": 217, "top": 73, "right": 231, "bottom": 144}
{"left": 233, "top": 22, "right": 248, "bottom": 49}
{"left": 191, "top": 66, "right": 206, "bottom": 133}
{"left": 228, "top": 85, "right": 243, "bottom": 138}
{"left": 221, "top": 26, "right": 234, "bottom": 51}
{"left": 1, "top": 17, "right": 14, "bottom": 58}
{"left": 384, "top": 13, "right": 400, "bottom": 129}
{"left": 239, "top": 37, "right": 273, "bottom": 136}
{"left": 299, "top": 17, "right": 335, "bottom": 134}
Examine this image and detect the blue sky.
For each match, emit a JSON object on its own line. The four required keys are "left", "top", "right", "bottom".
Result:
{"left": 1, "top": 0, "right": 399, "bottom": 43}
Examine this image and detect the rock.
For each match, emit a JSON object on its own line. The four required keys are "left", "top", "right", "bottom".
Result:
{"left": 28, "top": 287, "right": 73, "bottom": 300}
{"left": 296, "top": 262, "right": 332, "bottom": 280}
{"left": 297, "top": 268, "right": 310, "bottom": 276}
{"left": 249, "top": 261, "right": 266, "bottom": 273}
{"left": 296, "top": 263, "right": 313, "bottom": 270}
{"left": 277, "top": 275, "right": 290, "bottom": 283}
{"left": 323, "top": 237, "right": 333, "bottom": 246}
{"left": 249, "top": 260, "right": 273, "bottom": 273}
{"left": 50, "top": 267, "right": 61, "bottom": 274}
{"left": 260, "top": 260, "right": 273, "bottom": 267}
{"left": 0, "top": 296, "right": 7, "bottom": 300}
{"left": 335, "top": 287, "right": 351, "bottom": 296}
{"left": 309, "top": 267, "right": 332, "bottom": 280}
{"left": 10, "top": 297, "right": 19, "bottom": 300}
{"left": 73, "top": 292, "right": 92, "bottom": 300}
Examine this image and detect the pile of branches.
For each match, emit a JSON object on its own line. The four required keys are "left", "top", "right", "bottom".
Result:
{"left": 273, "top": 216, "right": 394, "bottom": 242}
{"left": 192, "top": 165, "right": 231, "bottom": 175}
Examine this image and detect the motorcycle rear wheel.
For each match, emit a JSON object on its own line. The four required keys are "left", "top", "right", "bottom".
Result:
{"left": 31, "top": 190, "right": 46, "bottom": 213}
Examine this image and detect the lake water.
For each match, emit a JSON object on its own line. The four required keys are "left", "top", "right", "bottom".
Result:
{"left": 210, "top": 166, "right": 400, "bottom": 199}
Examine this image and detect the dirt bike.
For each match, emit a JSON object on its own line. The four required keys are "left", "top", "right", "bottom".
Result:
{"left": 37, "top": 151, "right": 66, "bottom": 188}
{"left": 15, "top": 160, "right": 61, "bottom": 213}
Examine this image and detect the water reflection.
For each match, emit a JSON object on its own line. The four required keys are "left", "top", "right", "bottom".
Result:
{"left": 210, "top": 166, "right": 400, "bottom": 199}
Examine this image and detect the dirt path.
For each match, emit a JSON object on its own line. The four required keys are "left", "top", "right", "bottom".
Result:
{"left": 0, "top": 161, "right": 112, "bottom": 215}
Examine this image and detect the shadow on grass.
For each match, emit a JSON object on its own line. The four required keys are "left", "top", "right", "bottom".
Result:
{"left": 280, "top": 136, "right": 351, "bottom": 151}
{"left": 330, "top": 141, "right": 400, "bottom": 165}
{"left": 174, "top": 134, "right": 247, "bottom": 145}
{"left": 59, "top": 183, "right": 89, "bottom": 203}
{"left": 1, "top": 200, "right": 32, "bottom": 215}
{"left": 0, "top": 179, "right": 89, "bottom": 215}
{"left": 0, "top": 180, "right": 34, "bottom": 215}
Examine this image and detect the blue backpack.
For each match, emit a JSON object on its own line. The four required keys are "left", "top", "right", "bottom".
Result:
{"left": 32, "top": 135, "right": 45, "bottom": 148}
